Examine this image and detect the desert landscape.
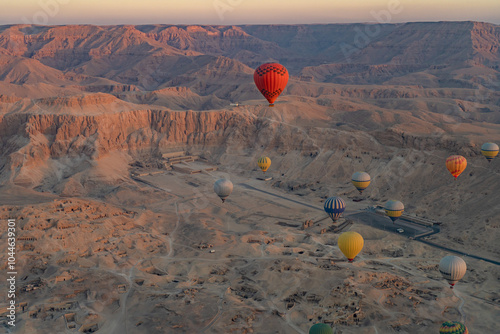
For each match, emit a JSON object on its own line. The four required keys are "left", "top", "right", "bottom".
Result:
{"left": 0, "top": 22, "right": 499, "bottom": 333}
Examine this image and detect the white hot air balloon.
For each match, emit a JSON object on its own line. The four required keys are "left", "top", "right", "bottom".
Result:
{"left": 439, "top": 255, "right": 467, "bottom": 288}
{"left": 214, "top": 179, "right": 233, "bottom": 203}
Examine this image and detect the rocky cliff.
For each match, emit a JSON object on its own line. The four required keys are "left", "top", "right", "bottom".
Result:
{"left": 0, "top": 102, "right": 480, "bottom": 192}
{"left": 0, "top": 22, "right": 499, "bottom": 190}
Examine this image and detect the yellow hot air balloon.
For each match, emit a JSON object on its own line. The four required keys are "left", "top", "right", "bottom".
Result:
{"left": 481, "top": 142, "right": 499, "bottom": 162}
{"left": 446, "top": 155, "right": 467, "bottom": 179}
{"left": 257, "top": 156, "right": 271, "bottom": 172}
{"left": 338, "top": 231, "right": 364, "bottom": 262}
{"left": 351, "top": 171, "right": 371, "bottom": 195}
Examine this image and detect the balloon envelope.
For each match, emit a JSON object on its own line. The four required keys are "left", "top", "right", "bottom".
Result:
{"left": 481, "top": 142, "right": 499, "bottom": 162}
{"left": 214, "top": 179, "right": 233, "bottom": 203}
{"left": 439, "top": 321, "right": 468, "bottom": 334}
{"left": 338, "top": 231, "right": 364, "bottom": 262}
{"left": 324, "top": 197, "right": 346, "bottom": 222}
{"left": 309, "top": 323, "right": 333, "bottom": 334}
{"left": 446, "top": 155, "right": 467, "bottom": 178}
{"left": 254, "top": 63, "right": 289, "bottom": 106}
{"left": 439, "top": 255, "right": 467, "bottom": 287}
{"left": 384, "top": 200, "right": 404, "bottom": 222}
{"left": 257, "top": 156, "right": 271, "bottom": 172}
{"left": 351, "top": 171, "right": 371, "bottom": 194}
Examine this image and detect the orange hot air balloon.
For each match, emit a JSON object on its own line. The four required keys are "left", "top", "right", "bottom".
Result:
{"left": 254, "top": 63, "right": 289, "bottom": 107}
{"left": 446, "top": 155, "right": 467, "bottom": 179}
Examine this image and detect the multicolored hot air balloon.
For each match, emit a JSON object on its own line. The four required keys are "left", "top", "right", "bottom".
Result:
{"left": 254, "top": 63, "right": 289, "bottom": 107}
{"left": 338, "top": 231, "right": 364, "bottom": 262}
{"left": 384, "top": 200, "right": 404, "bottom": 223}
{"left": 309, "top": 323, "right": 333, "bottom": 334}
{"left": 257, "top": 157, "right": 271, "bottom": 173}
{"left": 439, "top": 255, "right": 467, "bottom": 288}
{"left": 481, "top": 142, "right": 499, "bottom": 162}
{"left": 446, "top": 155, "right": 467, "bottom": 179}
{"left": 214, "top": 179, "right": 233, "bottom": 203}
{"left": 324, "top": 197, "right": 346, "bottom": 222}
{"left": 439, "top": 321, "right": 468, "bottom": 334}
{"left": 351, "top": 171, "right": 371, "bottom": 195}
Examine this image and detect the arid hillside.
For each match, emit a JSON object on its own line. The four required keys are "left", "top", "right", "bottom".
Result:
{"left": 0, "top": 22, "right": 499, "bottom": 333}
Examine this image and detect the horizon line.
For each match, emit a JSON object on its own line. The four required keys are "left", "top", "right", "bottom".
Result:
{"left": 1, "top": 19, "right": 499, "bottom": 28}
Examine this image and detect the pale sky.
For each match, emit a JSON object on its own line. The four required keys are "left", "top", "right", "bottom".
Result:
{"left": 1, "top": 0, "right": 499, "bottom": 25}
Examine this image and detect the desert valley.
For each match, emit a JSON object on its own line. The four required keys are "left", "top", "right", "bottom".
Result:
{"left": 0, "top": 22, "right": 499, "bottom": 333}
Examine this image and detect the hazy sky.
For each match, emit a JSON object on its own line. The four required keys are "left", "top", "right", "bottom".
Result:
{"left": 1, "top": 0, "right": 499, "bottom": 25}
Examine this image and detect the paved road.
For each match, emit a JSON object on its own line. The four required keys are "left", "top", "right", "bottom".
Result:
{"left": 417, "top": 239, "right": 500, "bottom": 266}
{"left": 132, "top": 176, "right": 172, "bottom": 192}
{"left": 346, "top": 211, "right": 436, "bottom": 238}
{"left": 239, "top": 183, "right": 324, "bottom": 212}
{"left": 351, "top": 211, "right": 500, "bottom": 266}
{"left": 241, "top": 183, "right": 500, "bottom": 266}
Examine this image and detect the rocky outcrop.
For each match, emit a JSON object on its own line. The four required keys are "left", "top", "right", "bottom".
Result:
{"left": 1, "top": 109, "right": 244, "bottom": 158}
{"left": 371, "top": 129, "right": 476, "bottom": 156}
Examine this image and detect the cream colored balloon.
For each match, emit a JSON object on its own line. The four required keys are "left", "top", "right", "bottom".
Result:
{"left": 351, "top": 171, "right": 371, "bottom": 194}
{"left": 384, "top": 200, "right": 404, "bottom": 222}
{"left": 439, "top": 255, "right": 467, "bottom": 288}
{"left": 214, "top": 179, "right": 233, "bottom": 203}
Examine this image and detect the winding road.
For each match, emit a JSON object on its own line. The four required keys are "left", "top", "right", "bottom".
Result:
{"left": 241, "top": 182, "right": 500, "bottom": 266}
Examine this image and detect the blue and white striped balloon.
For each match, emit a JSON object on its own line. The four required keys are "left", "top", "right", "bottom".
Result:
{"left": 324, "top": 197, "right": 346, "bottom": 222}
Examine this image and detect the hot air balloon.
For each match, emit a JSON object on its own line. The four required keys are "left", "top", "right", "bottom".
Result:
{"left": 481, "top": 142, "right": 499, "bottom": 162}
{"left": 351, "top": 171, "right": 371, "bottom": 195}
{"left": 338, "top": 231, "right": 364, "bottom": 262}
{"left": 254, "top": 63, "right": 289, "bottom": 107}
{"left": 257, "top": 157, "right": 271, "bottom": 173}
{"left": 309, "top": 323, "right": 333, "bottom": 334}
{"left": 214, "top": 179, "right": 233, "bottom": 203}
{"left": 439, "top": 321, "right": 468, "bottom": 334}
{"left": 439, "top": 255, "right": 467, "bottom": 288}
{"left": 324, "top": 197, "right": 346, "bottom": 222}
{"left": 446, "top": 155, "right": 467, "bottom": 179}
{"left": 384, "top": 200, "right": 404, "bottom": 223}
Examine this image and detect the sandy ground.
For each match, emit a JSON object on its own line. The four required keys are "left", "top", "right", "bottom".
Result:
{"left": 1, "top": 157, "right": 498, "bottom": 334}
{"left": 0, "top": 22, "right": 499, "bottom": 333}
